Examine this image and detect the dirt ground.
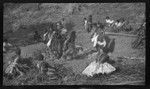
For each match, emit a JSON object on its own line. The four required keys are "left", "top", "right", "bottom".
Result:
{"left": 3, "top": 3, "right": 145, "bottom": 85}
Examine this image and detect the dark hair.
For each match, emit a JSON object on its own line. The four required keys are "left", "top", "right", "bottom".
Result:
{"left": 106, "top": 16, "right": 110, "bottom": 19}
{"left": 35, "top": 31, "right": 38, "bottom": 34}
{"left": 62, "top": 18, "right": 65, "bottom": 21}
{"left": 16, "top": 47, "right": 21, "bottom": 56}
{"left": 3, "top": 38, "right": 8, "bottom": 42}
{"left": 116, "top": 20, "right": 119, "bottom": 22}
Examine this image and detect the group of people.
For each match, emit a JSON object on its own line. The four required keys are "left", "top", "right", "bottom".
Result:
{"left": 3, "top": 9, "right": 146, "bottom": 80}
{"left": 105, "top": 16, "right": 126, "bottom": 28}
{"left": 132, "top": 20, "right": 145, "bottom": 49}
{"left": 82, "top": 15, "right": 116, "bottom": 77}
{"left": 42, "top": 18, "right": 79, "bottom": 60}
{"left": 5, "top": 14, "right": 143, "bottom": 78}
{"left": 83, "top": 15, "right": 126, "bottom": 34}
{"left": 3, "top": 15, "right": 117, "bottom": 78}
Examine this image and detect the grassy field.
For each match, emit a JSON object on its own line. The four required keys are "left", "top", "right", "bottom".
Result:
{"left": 3, "top": 3, "right": 145, "bottom": 85}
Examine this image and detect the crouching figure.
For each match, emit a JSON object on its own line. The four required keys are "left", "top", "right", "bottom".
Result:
{"left": 82, "top": 32, "right": 116, "bottom": 77}
{"left": 82, "top": 52, "right": 116, "bottom": 77}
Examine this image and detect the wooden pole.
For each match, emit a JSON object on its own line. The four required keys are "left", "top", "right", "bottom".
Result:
{"left": 105, "top": 32, "right": 137, "bottom": 37}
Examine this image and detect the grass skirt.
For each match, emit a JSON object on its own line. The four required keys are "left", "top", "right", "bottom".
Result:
{"left": 82, "top": 60, "right": 116, "bottom": 77}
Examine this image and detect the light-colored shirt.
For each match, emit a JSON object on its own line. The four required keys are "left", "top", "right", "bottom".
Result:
{"left": 91, "top": 33, "right": 106, "bottom": 47}
{"left": 97, "top": 39, "right": 106, "bottom": 47}
{"left": 106, "top": 19, "right": 114, "bottom": 24}
{"left": 46, "top": 31, "right": 55, "bottom": 47}
{"left": 61, "top": 28, "right": 67, "bottom": 34}
{"left": 115, "top": 22, "right": 125, "bottom": 27}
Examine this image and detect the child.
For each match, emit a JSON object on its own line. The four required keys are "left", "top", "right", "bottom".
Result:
{"left": 83, "top": 18, "right": 88, "bottom": 32}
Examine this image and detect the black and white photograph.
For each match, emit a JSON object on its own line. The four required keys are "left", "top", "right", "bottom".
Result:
{"left": 3, "top": 3, "right": 145, "bottom": 85}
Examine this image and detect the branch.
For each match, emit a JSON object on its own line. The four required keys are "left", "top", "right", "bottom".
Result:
{"left": 109, "top": 80, "right": 144, "bottom": 85}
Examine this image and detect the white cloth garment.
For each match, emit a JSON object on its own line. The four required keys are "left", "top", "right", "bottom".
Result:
{"left": 106, "top": 19, "right": 114, "bottom": 24}
{"left": 106, "top": 19, "right": 115, "bottom": 27}
{"left": 115, "top": 22, "right": 123, "bottom": 27}
{"left": 61, "top": 28, "right": 67, "bottom": 34}
{"left": 3, "top": 42, "right": 12, "bottom": 52}
{"left": 82, "top": 61, "right": 98, "bottom": 77}
{"left": 91, "top": 33, "right": 99, "bottom": 47}
{"left": 46, "top": 31, "right": 55, "bottom": 47}
{"left": 43, "top": 32, "right": 48, "bottom": 41}
{"left": 47, "top": 37, "right": 52, "bottom": 47}
{"left": 84, "top": 20, "right": 88, "bottom": 30}
{"left": 3, "top": 42, "right": 6, "bottom": 52}
{"left": 97, "top": 39, "right": 106, "bottom": 47}
{"left": 91, "top": 33, "right": 106, "bottom": 47}
{"left": 94, "top": 62, "right": 116, "bottom": 74}
{"left": 82, "top": 60, "right": 116, "bottom": 77}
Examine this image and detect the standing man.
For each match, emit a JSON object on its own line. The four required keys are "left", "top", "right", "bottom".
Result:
{"left": 88, "top": 15, "right": 93, "bottom": 33}
{"left": 60, "top": 18, "right": 66, "bottom": 28}
{"left": 60, "top": 18, "right": 67, "bottom": 35}
{"left": 83, "top": 18, "right": 88, "bottom": 32}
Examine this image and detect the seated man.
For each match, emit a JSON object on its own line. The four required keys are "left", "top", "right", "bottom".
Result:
{"left": 105, "top": 16, "right": 115, "bottom": 27}
{"left": 3, "top": 38, "right": 13, "bottom": 53}
{"left": 62, "top": 31, "right": 76, "bottom": 59}
{"left": 114, "top": 19, "right": 126, "bottom": 28}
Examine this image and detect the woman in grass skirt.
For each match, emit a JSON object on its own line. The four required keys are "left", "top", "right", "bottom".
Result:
{"left": 82, "top": 31, "right": 116, "bottom": 77}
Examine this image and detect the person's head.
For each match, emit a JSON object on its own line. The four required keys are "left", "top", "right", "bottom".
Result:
{"left": 62, "top": 18, "right": 65, "bottom": 21}
{"left": 116, "top": 20, "right": 119, "bottom": 23}
{"left": 56, "top": 22, "right": 60, "bottom": 26}
{"left": 84, "top": 18, "right": 87, "bottom": 20}
{"left": 100, "top": 24, "right": 105, "bottom": 30}
{"left": 3, "top": 38, "right": 8, "bottom": 43}
{"left": 71, "top": 31, "right": 76, "bottom": 36}
{"left": 56, "top": 22, "right": 61, "bottom": 29}
{"left": 89, "top": 15, "right": 92, "bottom": 17}
{"left": 97, "top": 21, "right": 101, "bottom": 27}
{"left": 106, "top": 16, "right": 110, "bottom": 20}
{"left": 35, "top": 31, "right": 38, "bottom": 34}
